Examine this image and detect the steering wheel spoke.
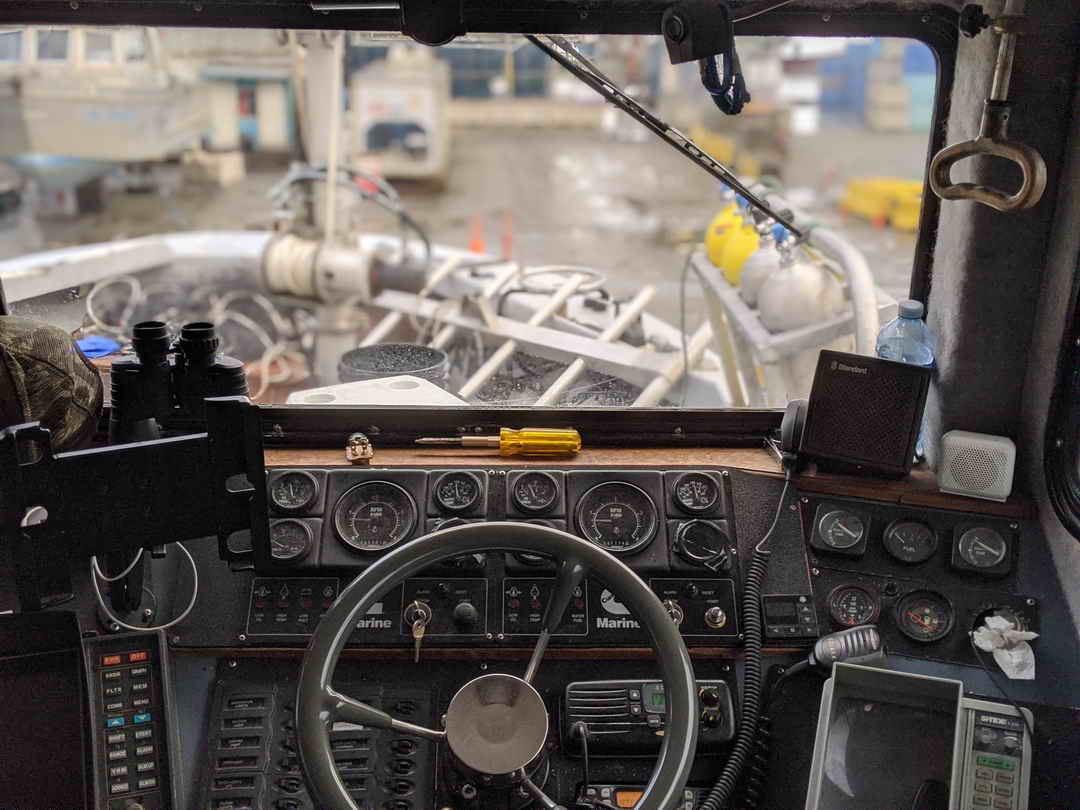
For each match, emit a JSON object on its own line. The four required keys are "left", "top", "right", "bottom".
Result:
{"left": 519, "top": 769, "right": 566, "bottom": 810}
{"left": 325, "top": 686, "right": 446, "bottom": 742}
{"left": 524, "top": 556, "right": 588, "bottom": 684}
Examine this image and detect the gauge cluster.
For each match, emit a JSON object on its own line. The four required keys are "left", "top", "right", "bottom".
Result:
{"left": 791, "top": 493, "right": 1033, "bottom": 665}
{"left": 802, "top": 497, "right": 1018, "bottom": 579}
{"left": 263, "top": 467, "right": 735, "bottom": 577}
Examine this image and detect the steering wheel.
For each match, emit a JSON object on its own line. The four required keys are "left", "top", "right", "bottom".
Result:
{"left": 297, "top": 521, "right": 699, "bottom": 810}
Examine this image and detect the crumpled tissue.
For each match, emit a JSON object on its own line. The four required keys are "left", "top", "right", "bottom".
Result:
{"left": 972, "top": 614, "right": 1039, "bottom": 680}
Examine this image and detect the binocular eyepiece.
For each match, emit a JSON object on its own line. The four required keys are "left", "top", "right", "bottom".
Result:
{"left": 109, "top": 320, "right": 249, "bottom": 443}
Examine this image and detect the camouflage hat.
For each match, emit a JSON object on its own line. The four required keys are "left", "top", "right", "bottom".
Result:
{"left": 0, "top": 316, "right": 103, "bottom": 451}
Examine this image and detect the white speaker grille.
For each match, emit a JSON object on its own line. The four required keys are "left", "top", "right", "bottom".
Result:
{"left": 948, "top": 444, "right": 1007, "bottom": 492}
{"left": 938, "top": 431, "right": 1016, "bottom": 502}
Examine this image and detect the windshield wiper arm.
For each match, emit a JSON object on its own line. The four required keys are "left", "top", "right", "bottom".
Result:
{"left": 527, "top": 34, "right": 802, "bottom": 239}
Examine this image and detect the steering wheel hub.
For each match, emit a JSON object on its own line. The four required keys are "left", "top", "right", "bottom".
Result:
{"left": 445, "top": 673, "right": 549, "bottom": 776}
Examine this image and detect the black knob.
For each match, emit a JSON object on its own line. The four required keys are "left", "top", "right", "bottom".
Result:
{"left": 683, "top": 582, "right": 700, "bottom": 599}
{"left": 453, "top": 602, "right": 479, "bottom": 629}
{"left": 700, "top": 687, "right": 721, "bottom": 709}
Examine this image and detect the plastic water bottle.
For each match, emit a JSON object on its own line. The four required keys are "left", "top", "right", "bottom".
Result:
{"left": 876, "top": 299, "right": 935, "bottom": 459}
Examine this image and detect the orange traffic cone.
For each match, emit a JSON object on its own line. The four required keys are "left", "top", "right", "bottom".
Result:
{"left": 468, "top": 214, "right": 486, "bottom": 254}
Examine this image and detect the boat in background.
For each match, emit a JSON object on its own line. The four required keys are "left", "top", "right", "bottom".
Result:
{"left": 0, "top": 26, "right": 208, "bottom": 191}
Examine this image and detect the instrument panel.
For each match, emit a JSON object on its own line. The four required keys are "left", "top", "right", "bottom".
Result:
{"left": 255, "top": 466, "right": 738, "bottom": 648}
{"left": 249, "top": 467, "right": 1034, "bottom": 666}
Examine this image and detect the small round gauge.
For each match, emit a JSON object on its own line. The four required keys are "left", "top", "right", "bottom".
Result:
{"left": 817, "top": 509, "right": 866, "bottom": 550}
{"left": 883, "top": 520, "right": 938, "bottom": 564}
{"left": 827, "top": 584, "right": 880, "bottom": 627}
{"left": 896, "top": 590, "right": 955, "bottom": 642}
{"left": 270, "top": 471, "right": 318, "bottom": 512}
{"left": 270, "top": 519, "right": 312, "bottom": 562}
{"left": 575, "top": 482, "right": 658, "bottom": 553}
{"left": 333, "top": 481, "right": 417, "bottom": 552}
{"left": 957, "top": 527, "right": 1008, "bottom": 569}
{"left": 673, "top": 472, "right": 720, "bottom": 514}
{"left": 512, "top": 472, "right": 560, "bottom": 515}
{"left": 434, "top": 471, "right": 483, "bottom": 513}
{"left": 674, "top": 520, "right": 729, "bottom": 565}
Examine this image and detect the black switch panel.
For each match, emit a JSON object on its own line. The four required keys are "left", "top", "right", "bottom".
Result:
{"left": 501, "top": 577, "right": 589, "bottom": 637}
{"left": 199, "top": 662, "right": 435, "bottom": 810}
{"left": 83, "top": 631, "right": 180, "bottom": 810}
{"left": 401, "top": 578, "right": 489, "bottom": 637}
{"left": 245, "top": 578, "right": 340, "bottom": 638}
{"left": 649, "top": 578, "right": 740, "bottom": 638}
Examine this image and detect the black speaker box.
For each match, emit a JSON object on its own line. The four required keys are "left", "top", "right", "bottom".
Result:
{"left": 801, "top": 350, "right": 931, "bottom": 478}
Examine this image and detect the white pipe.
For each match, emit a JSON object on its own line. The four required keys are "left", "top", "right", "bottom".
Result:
{"left": 535, "top": 284, "right": 656, "bottom": 406}
{"left": 632, "top": 322, "right": 712, "bottom": 407}
{"left": 806, "top": 227, "right": 879, "bottom": 355}
{"left": 457, "top": 273, "right": 586, "bottom": 400}
{"left": 324, "top": 33, "right": 344, "bottom": 243}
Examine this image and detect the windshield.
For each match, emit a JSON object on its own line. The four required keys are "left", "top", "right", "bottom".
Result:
{"left": 1, "top": 28, "right": 934, "bottom": 410}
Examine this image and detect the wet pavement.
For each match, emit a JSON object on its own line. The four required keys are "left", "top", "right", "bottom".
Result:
{"left": 37, "top": 119, "right": 928, "bottom": 328}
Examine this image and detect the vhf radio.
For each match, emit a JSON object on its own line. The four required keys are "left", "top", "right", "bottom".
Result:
{"left": 563, "top": 679, "right": 735, "bottom": 755}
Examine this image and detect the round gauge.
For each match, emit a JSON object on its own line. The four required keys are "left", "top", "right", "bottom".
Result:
{"left": 575, "top": 482, "right": 658, "bottom": 554}
{"left": 333, "top": 481, "right": 417, "bottom": 552}
{"left": 512, "top": 472, "right": 560, "bottom": 515}
{"left": 827, "top": 584, "right": 880, "bottom": 627}
{"left": 957, "top": 527, "right": 1008, "bottom": 569}
{"left": 883, "top": 520, "right": 938, "bottom": 564}
{"left": 674, "top": 520, "right": 729, "bottom": 564}
{"left": 896, "top": 590, "right": 955, "bottom": 642}
{"left": 270, "top": 471, "right": 318, "bottom": 512}
{"left": 270, "top": 519, "right": 312, "bottom": 562}
{"left": 434, "top": 472, "right": 483, "bottom": 513}
{"left": 817, "top": 509, "right": 866, "bottom": 550}
{"left": 673, "top": 472, "right": 720, "bottom": 514}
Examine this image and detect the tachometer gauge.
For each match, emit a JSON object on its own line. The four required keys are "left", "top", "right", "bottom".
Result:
{"left": 434, "top": 471, "right": 483, "bottom": 513}
{"left": 896, "top": 590, "right": 954, "bottom": 642}
{"left": 957, "top": 527, "right": 1008, "bottom": 569}
{"left": 575, "top": 482, "right": 658, "bottom": 553}
{"left": 816, "top": 509, "right": 866, "bottom": 550}
{"left": 673, "top": 472, "right": 720, "bottom": 514}
{"left": 827, "top": 584, "right": 879, "bottom": 627}
{"left": 883, "top": 520, "right": 938, "bottom": 564}
{"left": 270, "top": 471, "right": 318, "bottom": 512}
{"left": 511, "top": 472, "right": 560, "bottom": 515}
{"left": 270, "top": 519, "right": 312, "bottom": 562}
{"left": 333, "top": 481, "right": 417, "bottom": 552}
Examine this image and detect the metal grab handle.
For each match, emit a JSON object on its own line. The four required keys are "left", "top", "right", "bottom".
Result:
{"left": 929, "top": 100, "right": 1047, "bottom": 212}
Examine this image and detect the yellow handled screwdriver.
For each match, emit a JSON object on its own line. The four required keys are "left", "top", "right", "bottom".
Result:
{"left": 415, "top": 427, "right": 582, "bottom": 457}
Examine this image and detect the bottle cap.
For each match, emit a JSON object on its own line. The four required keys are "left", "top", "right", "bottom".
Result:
{"left": 898, "top": 299, "right": 925, "bottom": 319}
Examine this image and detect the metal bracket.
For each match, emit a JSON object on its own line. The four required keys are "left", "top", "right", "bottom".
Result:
{"left": 0, "top": 398, "right": 267, "bottom": 611}
{"left": 662, "top": 1, "right": 735, "bottom": 64}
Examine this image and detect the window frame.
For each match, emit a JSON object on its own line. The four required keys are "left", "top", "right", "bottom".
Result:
{"left": 1044, "top": 247, "right": 1080, "bottom": 540}
{"left": 0, "top": 2, "right": 957, "bottom": 440}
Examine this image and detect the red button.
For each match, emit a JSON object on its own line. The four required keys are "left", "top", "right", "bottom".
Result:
{"left": 102, "top": 655, "right": 122, "bottom": 666}
{"left": 128, "top": 651, "right": 149, "bottom": 663}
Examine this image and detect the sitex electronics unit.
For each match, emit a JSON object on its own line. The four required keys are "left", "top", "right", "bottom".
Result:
{"left": 801, "top": 349, "right": 931, "bottom": 477}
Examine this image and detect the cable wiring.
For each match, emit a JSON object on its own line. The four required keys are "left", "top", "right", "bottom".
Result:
{"left": 91, "top": 542, "right": 199, "bottom": 633}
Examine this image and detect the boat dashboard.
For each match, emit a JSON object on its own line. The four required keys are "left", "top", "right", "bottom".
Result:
{"left": 3, "top": 446, "right": 1076, "bottom": 810}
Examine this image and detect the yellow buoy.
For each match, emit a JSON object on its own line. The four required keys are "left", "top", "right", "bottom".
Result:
{"left": 719, "top": 222, "right": 760, "bottom": 285}
{"left": 705, "top": 204, "right": 742, "bottom": 269}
